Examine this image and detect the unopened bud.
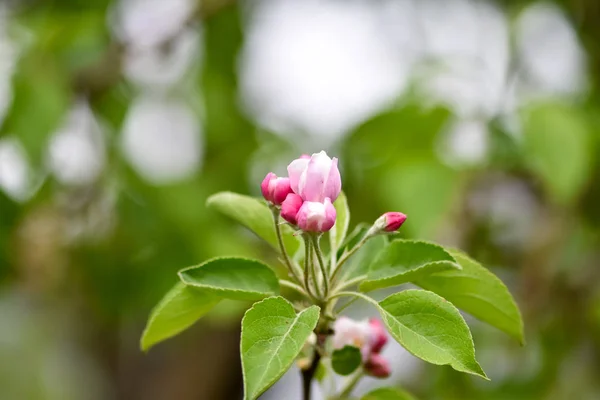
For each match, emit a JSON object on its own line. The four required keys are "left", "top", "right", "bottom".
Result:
{"left": 373, "top": 212, "right": 407, "bottom": 233}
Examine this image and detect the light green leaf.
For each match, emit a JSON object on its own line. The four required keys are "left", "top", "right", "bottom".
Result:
{"left": 343, "top": 234, "right": 388, "bottom": 281}
{"left": 331, "top": 345, "right": 362, "bottom": 376}
{"left": 179, "top": 257, "right": 279, "bottom": 301}
{"left": 362, "top": 387, "right": 417, "bottom": 400}
{"left": 360, "top": 240, "right": 461, "bottom": 292}
{"left": 241, "top": 297, "right": 320, "bottom": 400}
{"left": 378, "top": 290, "right": 487, "bottom": 379}
{"left": 522, "top": 102, "right": 593, "bottom": 204}
{"left": 330, "top": 192, "right": 350, "bottom": 254}
{"left": 141, "top": 282, "right": 220, "bottom": 351}
{"left": 416, "top": 251, "right": 524, "bottom": 343}
{"left": 206, "top": 192, "right": 301, "bottom": 255}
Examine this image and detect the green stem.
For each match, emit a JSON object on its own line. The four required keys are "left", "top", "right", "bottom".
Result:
{"left": 333, "top": 296, "right": 359, "bottom": 314}
{"left": 310, "top": 241, "right": 324, "bottom": 300}
{"left": 329, "top": 291, "right": 380, "bottom": 308}
{"left": 279, "top": 279, "right": 311, "bottom": 299}
{"left": 332, "top": 275, "right": 367, "bottom": 294}
{"left": 337, "top": 369, "right": 364, "bottom": 399}
{"left": 311, "top": 234, "right": 329, "bottom": 297}
{"left": 304, "top": 238, "right": 317, "bottom": 299}
{"left": 330, "top": 233, "right": 373, "bottom": 284}
{"left": 272, "top": 209, "right": 303, "bottom": 284}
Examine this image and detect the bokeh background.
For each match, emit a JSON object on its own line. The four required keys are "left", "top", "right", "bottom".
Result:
{"left": 1, "top": 0, "right": 600, "bottom": 399}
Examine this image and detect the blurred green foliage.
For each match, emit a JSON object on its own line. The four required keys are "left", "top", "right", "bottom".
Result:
{"left": 1, "top": 0, "right": 600, "bottom": 399}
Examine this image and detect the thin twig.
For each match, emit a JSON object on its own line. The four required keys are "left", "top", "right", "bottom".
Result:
{"left": 272, "top": 208, "right": 302, "bottom": 284}
{"left": 311, "top": 235, "right": 329, "bottom": 297}
{"left": 331, "top": 275, "right": 367, "bottom": 294}
{"left": 328, "top": 291, "right": 379, "bottom": 308}
{"left": 304, "top": 238, "right": 317, "bottom": 299}
{"left": 279, "top": 280, "right": 311, "bottom": 299}
{"left": 330, "top": 233, "right": 372, "bottom": 284}
{"left": 337, "top": 369, "right": 364, "bottom": 399}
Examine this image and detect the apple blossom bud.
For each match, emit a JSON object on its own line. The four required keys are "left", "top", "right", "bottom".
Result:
{"left": 296, "top": 198, "right": 336, "bottom": 232}
{"left": 333, "top": 317, "right": 372, "bottom": 362}
{"left": 373, "top": 212, "right": 407, "bottom": 233}
{"left": 287, "top": 151, "right": 341, "bottom": 203}
{"left": 261, "top": 172, "right": 293, "bottom": 205}
{"left": 365, "top": 353, "right": 391, "bottom": 378}
{"left": 280, "top": 193, "right": 303, "bottom": 225}
{"left": 368, "top": 318, "right": 388, "bottom": 354}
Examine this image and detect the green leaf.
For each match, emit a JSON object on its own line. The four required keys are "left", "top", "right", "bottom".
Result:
{"left": 241, "top": 297, "right": 320, "bottom": 400}
{"left": 330, "top": 191, "right": 350, "bottom": 254}
{"left": 360, "top": 240, "right": 461, "bottom": 292}
{"left": 206, "top": 192, "right": 301, "bottom": 255}
{"left": 331, "top": 345, "right": 362, "bottom": 376}
{"left": 522, "top": 102, "right": 593, "bottom": 204}
{"left": 140, "top": 282, "right": 220, "bottom": 351}
{"left": 416, "top": 251, "right": 524, "bottom": 343}
{"left": 362, "top": 387, "right": 417, "bottom": 400}
{"left": 343, "top": 234, "right": 388, "bottom": 281}
{"left": 179, "top": 257, "right": 279, "bottom": 301}
{"left": 378, "top": 289, "right": 487, "bottom": 379}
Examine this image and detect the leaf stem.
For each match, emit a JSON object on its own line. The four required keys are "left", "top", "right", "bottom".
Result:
{"left": 331, "top": 275, "right": 367, "bottom": 294}
{"left": 279, "top": 279, "right": 311, "bottom": 299}
{"left": 310, "top": 239, "right": 324, "bottom": 300}
{"left": 330, "top": 232, "right": 373, "bottom": 284}
{"left": 272, "top": 208, "right": 303, "bottom": 283}
{"left": 304, "top": 238, "right": 317, "bottom": 299}
{"left": 328, "top": 291, "right": 379, "bottom": 308}
{"left": 337, "top": 369, "right": 364, "bottom": 399}
{"left": 311, "top": 234, "right": 329, "bottom": 297}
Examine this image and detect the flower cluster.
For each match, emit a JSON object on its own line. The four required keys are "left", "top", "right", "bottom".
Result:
{"left": 262, "top": 151, "right": 341, "bottom": 232}
{"left": 333, "top": 317, "right": 391, "bottom": 378}
{"left": 262, "top": 151, "right": 408, "bottom": 235}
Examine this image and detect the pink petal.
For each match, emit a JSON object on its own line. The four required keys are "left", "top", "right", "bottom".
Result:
{"left": 261, "top": 172, "right": 276, "bottom": 202}
{"left": 272, "top": 177, "right": 292, "bottom": 205}
{"left": 280, "top": 193, "right": 303, "bottom": 225}
{"left": 287, "top": 157, "right": 309, "bottom": 195}
{"left": 301, "top": 151, "right": 331, "bottom": 202}
{"left": 324, "top": 157, "right": 341, "bottom": 202}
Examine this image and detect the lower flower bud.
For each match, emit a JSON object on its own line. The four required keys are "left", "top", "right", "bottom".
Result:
{"left": 365, "top": 353, "right": 391, "bottom": 378}
{"left": 280, "top": 193, "right": 303, "bottom": 225}
{"left": 296, "top": 198, "right": 336, "bottom": 232}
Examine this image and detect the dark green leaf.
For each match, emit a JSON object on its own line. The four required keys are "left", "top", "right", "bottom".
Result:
{"left": 360, "top": 240, "right": 461, "bottom": 292}
{"left": 331, "top": 345, "right": 362, "bottom": 376}
{"left": 416, "top": 250, "right": 524, "bottom": 343}
{"left": 141, "top": 282, "right": 220, "bottom": 351}
{"left": 206, "top": 192, "right": 301, "bottom": 256}
{"left": 362, "top": 387, "right": 417, "bottom": 400}
{"left": 241, "top": 297, "right": 320, "bottom": 400}
{"left": 378, "top": 289, "right": 487, "bottom": 379}
{"left": 179, "top": 257, "right": 279, "bottom": 301}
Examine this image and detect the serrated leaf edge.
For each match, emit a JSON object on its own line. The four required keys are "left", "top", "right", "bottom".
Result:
{"left": 378, "top": 289, "right": 488, "bottom": 380}
{"left": 177, "top": 256, "right": 280, "bottom": 296}
{"left": 241, "top": 296, "right": 320, "bottom": 400}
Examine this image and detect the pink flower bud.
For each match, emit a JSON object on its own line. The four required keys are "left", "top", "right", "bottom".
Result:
{"left": 332, "top": 317, "right": 372, "bottom": 362}
{"left": 365, "top": 353, "right": 391, "bottom": 378}
{"left": 280, "top": 193, "right": 303, "bottom": 225}
{"left": 296, "top": 198, "right": 336, "bottom": 232}
{"left": 287, "top": 151, "right": 341, "bottom": 203}
{"left": 261, "top": 172, "right": 293, "bottom": 205}
{"left": 368, "top": 318, "right": 388, "bottom": 354}
{"left": 374, "top": 212, "right": 407, "bottom": 232}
